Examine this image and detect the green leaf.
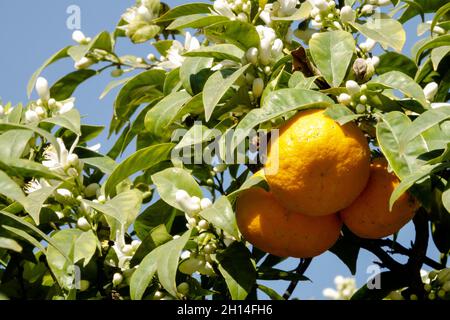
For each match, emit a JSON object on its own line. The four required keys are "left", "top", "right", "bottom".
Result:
{"left": 369, "top": 71, "right": 428, "bottom": 107}
{"left": 230, "top": 89, "right": 333, "bottom": 152}
{"left": 163, "top": 68, "right": 182, "bottom": 95}
{"left": 50, "top": 69, "right": 97, "bottom": 101}
{"left": 257, "top": 269, "right": 310, "bottom": 282}
{"left": 349, "top": 16, "right": 406, "bottom": 52}
{"left": 217, "top": 242, "right": 256, "bottom": 300}
{"left": 130, "top": 245, "right": 160, "bottom": 300}
{"left": 42, "top": 109, "right": 81, "bottom": 135}
{"left": 257, "top": 284, "right": 284, "bottom": 300}
{"left": 400, "top": 108, "right": 450, "bottom": 149}
{"left": 309, "top": 31, "right": 355, "bottom": 87}
{"left": 0, "top": 130, "right": 33, "bottom": 159}
{"left": 0, "top": 237, "right": 22, "bottom": 253}
{"left": 131, "top": 224, "right": 173, "bottom": 266}
{"left": 152, "top": 167, "right": 203, "bottom": 210}
{"left": 157, "top": 229, "right": 192, "bottom": 299}
{"left": 203, "top": 64, "right": 250, "bottom": 121}
{"left": 0, "top": 158, "right": 62, "bottom": 180}
{"left": 431, "top": 2, "right": 450, "bottom": 38}
{"left": 271, "top": 1, "right": 312, "bottom": 21}
{"left": 113, "top": 69, "right": 165, "bottom": 127}
{"left": 1, "top": 225, "right": 45, "bottom": 253}
{"left": 184, "top": 44, "right": 245, "bottom": 62}
{"left": 134, "top": 200, "right": 178, "bottom": 240}
{"left": 27, "top": 46, "right": 70, "bottom": 98}
{"left": 324, "top": 105, "right": 362, "bottom": 125}
{"left": 415, "top": 34, "right": 450, "bottom": 63}
{"left": 227, "top": 173, "right": 269, "bottom": 204}
{"left": 82, "top": 156, "right": 117, "bottom": 175}
{"left": 179, "top": 57, "right": 213, "bottom": 95}
{"left": 431, "top": 46, "right": 450, "bottom": 71}
{"left": 156, "top": 3, "right": 213, "bottom": 22}
{"left": 389, "top": 163, "right": 447, "bottom": 210}
{"left": 443, "top": 188, "right": 450, "bottom": 213}
{"left": 205, "top": 21, "right": 260, "bottom": 50}
{"left": 105, "top": 143, "right": 173, "bottom": 197}
{"left": 376, "top": 112, "right": 429, "bottom": 179}
{"left": 144, "top": 91, "right": 192, "bottom": 141}
{"left": 167, "top": 14, "right": 229, "bottom": 30}
{"left": 100, "top": 77, "right": 132, "bottom": 100}
{"left": 23, "top": 183, "right": 61, "bottom": 225}
{"left": 200, "top": 196, "right": 240, "bottom": 239}
{"left": 329, "top": 236, "right": 360, "bottom": 275}
{"left": 377, "top": 52, "right": 418, "bottom": 78}
{"left": 83, "top": 190, "right": 142, "bottom": 229}
{"left": 0, "top": 170, "right": 26, "bottom": 205}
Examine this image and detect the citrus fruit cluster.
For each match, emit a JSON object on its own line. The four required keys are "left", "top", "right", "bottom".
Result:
{"left": 236, "top": 109, "right": 417, "bottom": 258}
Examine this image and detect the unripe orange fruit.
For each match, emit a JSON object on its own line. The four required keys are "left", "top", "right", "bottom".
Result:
{"left": 340, "top": 158, "right": 417, "bottom": 239}
{"left": 264, "top": 109, "right": 370, "bottom": 216}
{"left": 236, "top": 187, "right": 342, "bottom": 258}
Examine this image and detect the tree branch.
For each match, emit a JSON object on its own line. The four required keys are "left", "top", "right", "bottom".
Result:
{"left": 282, "top": 258, "right": 312, "bottom": 300}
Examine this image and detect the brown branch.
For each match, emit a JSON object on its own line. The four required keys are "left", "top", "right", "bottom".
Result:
{"left": 282, "top": 258, "right": 312, "bottom": 300}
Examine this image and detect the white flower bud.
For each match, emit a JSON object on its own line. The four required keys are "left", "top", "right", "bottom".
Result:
{"left": 112, "top": 273, "right": 123, "bottom": 287}
{"left": 423, "top": 82, "right": 438, "bottom": 101}
{"left": 328, "top": 1, "right": 336, "bottom": 9}
{"left": 203, "top": 243, "right": 216, "bottom": 254}
{"left": 173, "top": 235, "right": 181, "bottom": 240}
{"left": 177, "top": 282, "right": 190, "bottom": 295}
{"left": 271, "top": 38, "right": 284, "bottom": 57}
{"left": 200, "top": 198, "right": 213, "bottom": 210}
{"left": 246, "top": 47, "right": 259, "bottom": 65}
{"left": 198, "top": 219, "right": 209, "bottom": 230}
{"left": 180, "top": 250, "right": 191, "bottom": 260}
{"left": 327, "top": 13, "right": 334, "bottom": 19}
{"left": 154, "top": 291, "right": 165, "bottom": 299}
{"left": 35, "top": 106, "right": 46, "bottom": 117}
{"left": 356, "top": 104, "right": 366, "bottom": 114}
{"left": 237, "top": 12, "right": 247, "bottom": 22}
{"left": 84, "top": 183, "right": 100, "bottom": 198}
{"left": 35, "top": 77, "right": 50, "bottom": 101}
{"left": 359, "top": 95, "right": 368, "bottom": 104}
{"left": 340, "top": 6, "right": 355, "bottom": 23}
{"left": 432, "top": 25, "right": 446, "bottom": 35}
{"left": 360, "top": 38, "right": 376, "bottom": 52}
{"left": 213, "top": 164, "right": 227, "bottom": 173}
{"left": 187, "top": 217, "right": 197, "bottom": 228}
{"left": 311, "top": 20, "right": 323, "bottom": 29}
{"left": 47, "top": 98, "right": 56, "bottom": 107}
{"left": 338, "top": 93, "right": 352, "bottom": 105}
{"left": 77, "top": 217, "right": 91, "bottom": 231}
{"left": 74, "top": 57, "right": 95, "bottom": 70}
{"left": 313, "top": 0, "right": 329, "bottom": 11}
{"left": 0, "top": 105, "right": 4, "bottom": 116}
{"left": 323, "top": 288, "right": 339, "bottom": 299}
{"left": 137, "top": 5, "right": 152, "bottom": 21}
{"left": 97, "top": 194, "right": 106, "bottom": 203}
{"left": 252, "top": 78, "right": 264, "bottom": 98}
{"left": 72, "top": 30, "right": 86, "bottom": 44}
{"left": 310, "top": 7, "right": 320, "bottom": 18}
{"left": 370, "top": 56, "right": 380, "bottom": 67}
{"left": 361, "top": 4, "right": 373, "bottom": 15}
{"left": 346, "top": 80, "right": 361, "bottom": 96}
{"left": 67, "top": 153, "right": 79, "bottom": 167}
{"left": 122, "top": 244, "right": 133, "bottom": 255}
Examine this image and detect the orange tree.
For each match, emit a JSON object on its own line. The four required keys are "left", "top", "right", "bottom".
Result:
{"left": 0, "top": 0, "right": 449, "bottom": 300}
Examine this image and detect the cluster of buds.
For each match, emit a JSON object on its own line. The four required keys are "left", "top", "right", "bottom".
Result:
{"left": 338, "top": 80, "right": 371, "bottom": 113}
{"left": 213, "top": 0, "right": 252, "bottom": 22}
{"left": 26, "top": 77, "right": 75, "bottom": 124}
{"left": 260, "top": 0, "right": 299, "bottom": 26}
{"left": 245, "top": 26, "right": 284, "bottom": 68}
{"left": 179, "top": 251, "right": 216, "bottom": 277}
{"left": 158, "top": 32, "right": 200, "bottom": 70}
{"left": 308, "top": 0, "right": 342, "bottom": 29}
{"left": 323, "top": 275, "right": 357, "bottom": 300}
{"left": 118, "top": 0, "right": 160, "bottom": 43}
{"left": 71, "top": 31, "right": 96, "bottom": 70}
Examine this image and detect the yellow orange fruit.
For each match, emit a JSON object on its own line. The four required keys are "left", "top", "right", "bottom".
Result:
{"left": 236, "top": 187, "right": 342, "bottom": 258}
{"left": 340, "top": 158, "right": 418, "bottom": 239}
{"left": 264, "top": 109, "right": 370, "bottom": 216}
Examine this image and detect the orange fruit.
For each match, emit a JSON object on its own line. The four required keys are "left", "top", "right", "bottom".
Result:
{"left": 340, "top": 158, "right": 417, "bottom": 239}
{"left": 264, "top": 109, "right": 370, "bottom": 216}
{"left": 236, "top": 187, "right": 342, "bottom": 258}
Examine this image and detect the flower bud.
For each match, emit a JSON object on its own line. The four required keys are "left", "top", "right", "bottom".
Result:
{"left": 97, "top": 195, "right": 106, "bottom": 203}
{"left": 311, "top": 20, "right": 323, "bottom": 29}
{"left": 203, "top": 243, "right": 216, "bottom": 254}
{"left": 67, "top": 153, "right": 79, "bottom": 167}
{"left": 112, "top": 273, "right": 123, "bottom": 287}
{"left": 111, "top": 69, "right": 124, "bottom": 78}
{"left": 338, "top": 93, "right": 352, "bottom": 105}
{"left": 0, "top": 105, "right": 4, "bottom": 116}
{"left": 47, "top": 98, "right": 56, "bottom": 107}
{"left": 360, "top": 95, "right": 368, "bottom": 104}
{"left": 361, "top": 4, "right": 373, "bottom": 15}
{"left": 72, "top": 30, "right": 86, "bottom": 44}
{"left": 252, "top": 78, "right": 264, "bottom": 98}
{"left": 310, "top": 7, "right": 320, "bottom": 18}
{"left": 79, "top": 280, "right": 90, "bottom": 292}
{"left": 328, "top": 1, "right": 336, "bottom": 9}
{"left": 36, "top": 77, "right": 50, "bottom": 101}
{"left": 356, "top": 104, "right": 366, "bottom": 114}
{"left": 75, "top": 57, "right": 95, "bottom": 70}
{"left": 177, "top": 282, "right": 190, "bottom": 295}
{"left": 55, "top": 211, "right": 65, "bottom": 220}
{"left": 77, "top": 217, "right": 91, "bottom": 231}
{"left": 198, "top": 219, "right": 209, "bottom": 230}
{"left": 35, "top": 106, "right": 46, "bottom": 117}
{"left": 271, "top": 39, "right": 284, "bottom": 57}
{"left": 84, "top": 183, "right": 100, "bottom": 198}
{"left": 137, "top": 5, "right": 152, "bottom": 21}
{"left": 180, "top": 250, "right": 191, "bottom": 260}
{"left": 340, "top": 6, "right": 355, "bottom": 23}
{"left": 200, "top": 198, "right": 213, "bottom": 210}
{"left": 423, "top": 82, "right": 438, "bottom": 101}
{"left": 370, "top": 56, "right": 380, "bottom": 67}
{"left": 122, "top": 244, "right": 133, "bottom": 255}
{"left": 360, "top": 38, "right": 376, "bottom": 52}
{"left": 377, "top": 0, "right": 391, "bottom": 7}
{"left": 353, "top": 58, "right": 373, "bottom": 82}
{"left": 154, "top": 291, "right": 165, "bottom": 299}
{"left": 327, "top": 13, "right": 334, "bottom": 19}
{"left": 346, "top": 80, "right": 361, "bottom": 96}
{"left": 246, "top": 47, "right": 259, "bottom": 65}
{"left": 313, "top": 0, "right": 329, "bottom": 11}
{"left": 237, "top": 12, "right": 247, "bottom": 22}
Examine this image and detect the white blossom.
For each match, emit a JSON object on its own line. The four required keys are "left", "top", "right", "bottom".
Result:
{"left": 252, "top": 78, "right": 265, "bottom": 98}
{"left": 112, "top": 273, "right": 123, "bottom": 287}
{"left": 423, "top": 82, "right": 438, "bottom": 101}
{"left": 25, "top": 110, "right": 40, "bottom": 123}
{"left": 213, "top": 0, "right": 236, "bottom": 19}
{"left": 340, "top": 6, "right": 355, "bottom": 23}
{"left": 74, "top": 57, "right": 95, "bottom": 70}
{"left": 200, "top": 198, "right": 213, "bottom": 210}
{"left": 346, "top": 80, "right": 361, "bottom": 96}
{"left": 35, "top": 77, "right": 50, "bottom": 101}
{"left": 158, "top": 32, "right": 200, "bottom": 70}
{"left": 278, "top": 0, "right": 298, "bottom": 17}
{"left": 323, "top": 275, "right": 357, "bottom": 300}
{"left": 361, "top": 4, "right": 374, "bottom": 15}
{"left": 338, "top": 93, "right": 352, "bottom": 105}
{"left": 24, "top": 179, "right": 43, "bottom": 194}
{"left": 72, "top": 30, "right": 90, "bottom": 44}
{"left": 360, "top": 38, "right": 376, "bottom": 52}
{"left": 175, "top": 189, "right": 201, "bottom": 216}
{"left": 42, "top": 138, "right": 80, "bottom": 175}
{"left": 313, "top": 0, "right": 328, "bottom": 12}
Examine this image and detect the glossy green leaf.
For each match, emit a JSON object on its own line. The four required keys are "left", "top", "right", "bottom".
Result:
{"left": 0, "top": 130, "right": 33, "bottom": 159}
{"left": 99, "top": 77, "right": 132, "bottom": 100}
{"left": 443, "top": 188, "right": 450, "bottom": 213}
{"left": 0, "top": 158, "right": 62, "bottom": 180}
{"left": 415, "top": 34, "right": 450, "bottom": 63}
{"left": 377, "top": 52, "right": 418, "bottom": 78}
{"left": 257, "top": 284, "right": 284, "bottom": 300}
{"left": 134, "top": 200, "right": 178, "bottom": 240}
{"left": 184, "top": 44, "right": 244, "bottom": 62}
{"left": 27, "top": 46, "right": 70, "bottom": 98}
{"left": 50, "top": 69, "right": 97, "bottom": 101}
{"left": 156, "top": 3, "right": 213, "bottom": 22}
{"left": 0, "top": 237, "right": 22, "bottom": 253}
{"left": 200, "top": 196, "right": 240, "bottom": 239}
{"left": 167, "top": 14, "right": 229, "bottom": 30}
{"left": 350, "top": 16, "right": 406, "bottom": 52}
{"left": 309, "top": 31, "right": 355, "bottom": 87}
{"left": 431, "top": 46, "right": 450, "bottom": 70}
{"left": 203, "top": 65, "right": 250, "bottom": 121}
{"left": 1, "top": 225, "right": 45, "bottom": 253}
{"left": 131, "top": 224, "right": 173, "bottom": 266}
{"left": 130, "top": 246, "right": 161, "bottom": 300}
{"left": 82, "top": 156, "right": 117, "bottom": 175}
{"left": 324, "top": 105, "right": 363, "bottom": 125}
{"left": 105, "top": 143, "right": 173, "bottom": 197}
{"left": 0, "top": 170, "right": 27, "bottom": 205}
{"left": 217, "top": 242, "right": 256, "bottom": 300}
{"left": 42, "top": 109, "right": 81, "bottom": 135}
{"left": 152, "top": 167, "right": 203, "bottom": 210}
{"left": 67, "top": 31, "right": 113, "bottom": 62}
{"left": 205, "top": 21, "right": 260, "bottom": 50}
{"left": 24, "top": 183, "right": 61, "bottom": 225}
{"left": 179, "top": 57, "right": 213, "bottom": 95}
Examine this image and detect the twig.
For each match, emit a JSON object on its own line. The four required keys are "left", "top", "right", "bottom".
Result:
{"left": 282, "top": 258, "right": 312, "bottom": 300}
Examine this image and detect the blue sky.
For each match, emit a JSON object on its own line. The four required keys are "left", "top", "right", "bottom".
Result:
{"left": 0, "top": 1, "right": 438, "bottom": 300}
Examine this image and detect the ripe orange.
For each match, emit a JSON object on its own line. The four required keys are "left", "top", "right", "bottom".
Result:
{"left": 236, "top": 187, "right": 342, "bottom": 258}
{"left": 340, "top": 158, "right": 417, "bottom": 239}
{"left": 264, "top": 109, "right": 370, "bottom": 216}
